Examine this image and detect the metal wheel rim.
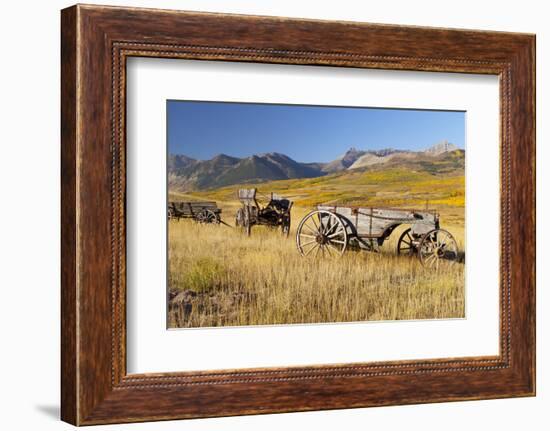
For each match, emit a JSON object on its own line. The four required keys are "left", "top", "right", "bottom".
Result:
{"left": 296, "top": 210, "right": 347, "bottom": 257}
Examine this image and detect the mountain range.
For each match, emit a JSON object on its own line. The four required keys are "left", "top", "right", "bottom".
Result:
{"left": 169, "top": 140, "right": 463, "bottom": 191}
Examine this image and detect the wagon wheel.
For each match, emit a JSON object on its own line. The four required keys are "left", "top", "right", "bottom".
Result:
{"left": 397, "top": 228, "right": 417, "bottom": 256}
{"left": 281, "top": 214, "right": 291, "bottom": 237}
{"left": 296, "top": 210, "right": 347, "bottom": 257}
{"left": 197, "top": 209, "right": 219, "bottom": 224}
{"left": 418, "top": 228, "right": 459, "bottom": 268}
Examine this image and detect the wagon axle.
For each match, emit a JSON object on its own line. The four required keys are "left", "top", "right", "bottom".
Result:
{"left": 315, "top": 233, "right": 329, "bottom": 245}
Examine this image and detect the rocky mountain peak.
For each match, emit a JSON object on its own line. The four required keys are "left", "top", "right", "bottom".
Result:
{"left": 424, "top": 140, "right": 458, "bottom": 155}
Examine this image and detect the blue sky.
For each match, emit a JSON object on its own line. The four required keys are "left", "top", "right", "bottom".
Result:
{"left": 167, "top": 100, "right": 465, "bottom": 163}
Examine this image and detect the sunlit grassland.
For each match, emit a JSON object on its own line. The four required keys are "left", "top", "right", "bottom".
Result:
{"left": 170, "top": 168, "right": 465, "bottom": 224}
{"left": 168, "top": 167, "right": 465, "bottom": 328}
{"left": 168, "top": 219, "right": 464, "bottom": 328}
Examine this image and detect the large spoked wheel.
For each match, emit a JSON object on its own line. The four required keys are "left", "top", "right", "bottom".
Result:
{"left": 418, "top": 228, "right": 459, "bottom": 268}
{"left": 197, "top": 209, "right": 219, "bottom": 224}
{"left": 296, "top": 210, "right": 348, "bottom": 257}
{"left": 397, "top": 228, "right": 417, "bottom": 256}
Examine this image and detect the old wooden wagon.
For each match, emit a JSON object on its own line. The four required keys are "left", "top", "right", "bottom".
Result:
{"left": 167, "top": 201, "right": 222, "bottom": 224}
{"left": 295, "top": 205, "right": 459, "bottom": 267}
{"left": 235, "top": 188, "right": 293, "bottom": 236}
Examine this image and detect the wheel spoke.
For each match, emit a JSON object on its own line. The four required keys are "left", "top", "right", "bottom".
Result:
{"left": 398, "top": 229, "right": 417, "bottom": 255}
{"left": 423, "top": 255, "right": 436, "bottom": 267}
{"left": 329, "top": 239, "right": 346, "bottom": 245}
{"left": 317, "top": 212, "right": 324, "bottom": 229}
{"left": 423, "top": 251, "right": 435, "bottom": 259}
{"left": 328, "top": 243, "right": 342, "bottom": 255}
{"left": 327, "top": 229, "right": 345, "bottom": 239}
{"left": 302, "top": 240, "right": 317, "bottom": 252}
{"left": 299, "top": 239, "right": 318, "bottom": 247}
{"left": 299, "top": 233, "right": 316, "bottom": 239}
{"left": 313, "top": 243, "right": 321, "bottom": 258}
{"left": 320, "top": 218, "right": 328, "bottom": 235}
{"left": 324, "top": 221, "right": 338, "bottom": 236}
{"left": 303, "top": 222, "right": 319, "bottom": 235}
{"left": 309, "top": 216, "right": 320, "bottom": 232}
{"left": 304, "top": 242, "right": 320, "bottom": 256}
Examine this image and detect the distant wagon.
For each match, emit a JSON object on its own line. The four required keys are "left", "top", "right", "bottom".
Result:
{"left": 295, "top": 204, "right": 459, "bottom": 267}
{"left": 168, "top": 201, "right": 222, "bottom": 224}
{"left": 235, "top": 188, "right": 293, "bottom": 236}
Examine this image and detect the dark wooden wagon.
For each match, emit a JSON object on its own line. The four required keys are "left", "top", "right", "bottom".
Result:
{"left": 167, "top": 201, "right": 222, "bottom": 224}
{"left": 295, "top": 204, "right": 460, "bottom": 267}
{"left": 235, "top": 188, "right": 293, "bottom": 236}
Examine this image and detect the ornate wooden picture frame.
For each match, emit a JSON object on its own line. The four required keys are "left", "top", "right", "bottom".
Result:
{"left": 61, "top": 4, "right": 535, "bottom": 425}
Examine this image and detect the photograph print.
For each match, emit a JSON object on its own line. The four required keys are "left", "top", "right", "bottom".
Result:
{"left": 167, "top": 100, "right": 465, "bottom": 329}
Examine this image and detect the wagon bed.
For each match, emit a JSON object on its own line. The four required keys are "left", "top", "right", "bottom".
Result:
{"left": 296, "top": 204, "right": 459, "bottom": 267}
{"left": 317, "top": 205, "right": 438, "bottom": 240}
{"left": 168, "top": 201, "right": 221, "bottom": 224}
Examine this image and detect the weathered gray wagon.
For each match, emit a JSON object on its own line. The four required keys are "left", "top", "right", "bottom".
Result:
{"left": 235, "top": 188, "right": 293, "bottom": 236}
{"left": 168, "top": 201, "right": 221, "bottom": 224}
{"left": 295, "top": 204, "right": 459, "bottom": 267}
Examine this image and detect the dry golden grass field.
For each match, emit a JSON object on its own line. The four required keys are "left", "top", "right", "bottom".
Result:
{"left": 167, "top": 170, "right": 465, "bottom": 328}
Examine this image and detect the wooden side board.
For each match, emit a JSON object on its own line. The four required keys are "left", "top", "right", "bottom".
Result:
{"left": 61, "top": 4, "right": 535, "bottom": 425}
